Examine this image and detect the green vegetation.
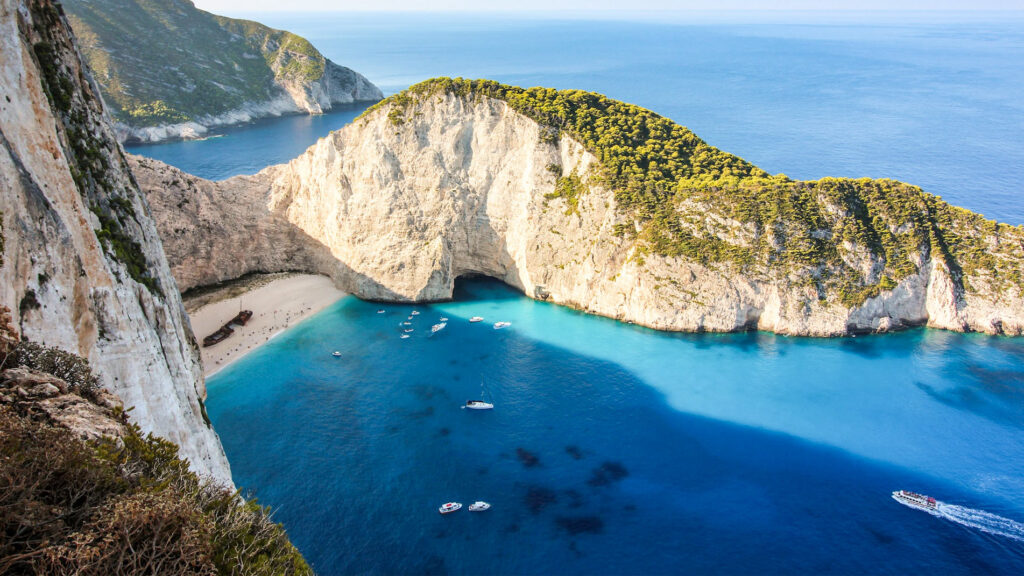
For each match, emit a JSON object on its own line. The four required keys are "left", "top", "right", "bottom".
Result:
{"left": 0, "top": 338, "right": 311, "bottom": 575}
{"left": 30, "top": 1, "right": 163, "bottom": 296}
{"left": 367, "top": 78, "right": 1024, "bottom": 306}
{"left": 63, "top": 0, "right": 331, "bottom": 127}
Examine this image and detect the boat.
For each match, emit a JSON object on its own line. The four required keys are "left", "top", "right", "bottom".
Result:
{"left": 892, "top": 490, "right": 938, "bottom": 511}
{"left": 468, "top": 501, "right": 491, "bottom": 512}
{"left": 440, "top": 317, "right": 449, "bottom": 322}
{"left": 465, "top": 400, "right": 494, "bottom": 410}
{"left": 402, "top": 321, "right": 412, "bottom": 326}
{"left": 401, "top": 334, "right": 410, "bottom": 339}
{"left": 404, "top": 328, "right": 414, "bottom": 333}
{"left": 469, "top": 316, "right": 484, "bottom": 323}
{"left": 439, "top": 502, "right": 462, "bottom": 514}
{"left": 377, "top": 309, "right": 385, "bottom": 314}
{"left": 493, "top": 321, "right": 511, "bottom": 329}
{"left": 202, "top": 325, "right": 233, "bottom": 347}
{"left": 431, "top": 322, "right": 447, "bottom": 334}
{"left": 411, "top": 310, "right": 420, "bottom": 316}
{"left": 332, "top": 351, "right": 342, "bottom": 357}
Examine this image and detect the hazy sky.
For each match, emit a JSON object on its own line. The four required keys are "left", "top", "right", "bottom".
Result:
{"left": 191, "top": 0, "right": 1023, "bottom": 12}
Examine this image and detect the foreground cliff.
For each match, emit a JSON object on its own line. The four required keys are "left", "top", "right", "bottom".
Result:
{"left": 0, "top": 0, "right": 230, "bottom": 481}
{"left": 135, "top": 78, "right": 1024, "bottom": 336}
{"left": 63, "top": 0, "right": 382, "bottom": 142}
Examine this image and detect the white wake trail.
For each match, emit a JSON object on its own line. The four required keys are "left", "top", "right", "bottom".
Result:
{"left": 934, "top": 502, "right": 1024, "bottom": 542}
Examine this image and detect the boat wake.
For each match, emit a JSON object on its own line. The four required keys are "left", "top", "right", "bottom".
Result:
{"left": 933, "top": 503, "right": 1024, "bottom": 542}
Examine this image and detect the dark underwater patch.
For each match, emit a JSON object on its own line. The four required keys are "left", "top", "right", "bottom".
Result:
{"left": 556, "top": 516, "right": 604, "bottom": 535}
{"left": 517, "top": 447, "right": 541, "bottom": 468}
{"left": 587, "top": 461, "right": 629, "bottom": 487}
{"left": 525, "top": 486, "right": 558, "bottom": 514}
{"left": 565, "top": 445, "right": 585, "bottom": 460}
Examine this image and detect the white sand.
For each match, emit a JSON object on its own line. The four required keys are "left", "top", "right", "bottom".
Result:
{"left": 188, "top": 274, "right": 346, "bottom": 377}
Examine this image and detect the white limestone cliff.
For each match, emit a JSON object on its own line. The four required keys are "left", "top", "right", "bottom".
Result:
{"left": 134, "top": 90, "right": 1024, "bottom": 337}
{"left": 0, "top": 0, "right": 231, "bottom": 484}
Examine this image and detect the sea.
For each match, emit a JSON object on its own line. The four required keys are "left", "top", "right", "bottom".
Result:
{"left": 131, "top": 12, "right": 1024, "bottom": 575}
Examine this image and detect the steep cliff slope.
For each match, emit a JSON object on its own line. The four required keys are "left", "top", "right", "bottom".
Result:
{"left": 62, "top": 0, "right": 382, "bottom": 142}
{"left": 134, "top": 78, "right": 1024, "bottom": 337}
{"left": 0, "top": 0, "right": 230, "bottom": 482}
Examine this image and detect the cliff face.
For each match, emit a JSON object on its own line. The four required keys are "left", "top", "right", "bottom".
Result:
{"left": 0, "top": 0, "right": 231, "bottom": 482}
{"left": 62, "top": 0, "right": 382, "bottom": 143}
{"left": 134, "top": 80, "right": 1024, "bottom": 337}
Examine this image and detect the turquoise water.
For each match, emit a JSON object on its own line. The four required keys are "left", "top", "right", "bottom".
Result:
{"left": 150, "top": 12, "right": 1024, "bottom": 573}
{"left": 130, "top": 12, "right": 1024, "bottom": 224}
{"left": 207, "top": 279, "right": 1024, "bottom": 575}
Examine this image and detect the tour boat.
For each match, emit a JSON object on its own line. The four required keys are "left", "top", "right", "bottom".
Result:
{"left": 493, "top": 321, "right": 511, "bottom": 329}
{"left": 431, "top": 322, "right": 447, "bottom": 334}
{"left": 465, "top": 400, "right": 494, "bottom": 410}
{"left": 892, "top": 490, "right": 938, "bottom": 511}
{"left": 401, "top": 334, "right": 410, "bottom": 339}
{"left": 411, "top": 310, "right": 420, "bottom": 316}
{"left": 404, "top": 328, "right": 414, "bottom": 333}
{"left": 332, "top": 351, "right": 342, "bottom": 357}
{"left": 469, "top": 316, "right": 484, "bottom": 323}
{"left": 402, "top": 321, "right": 411, "bottom": 326}
{"left": 468, "top": 501, "right": 491, "bottom": 512}
{"left": 439, "top": 502, "right": 462, "bottom": 514}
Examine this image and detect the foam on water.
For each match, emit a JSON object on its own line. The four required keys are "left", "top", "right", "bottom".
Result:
{"left": 936, "top": 503, "right": 1024, "bottom": 543}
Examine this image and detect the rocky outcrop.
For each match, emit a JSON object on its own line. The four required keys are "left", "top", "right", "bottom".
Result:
{"left": 134, "top": 81, "right": 1024, "bottom": 337}
{"left": 63, "top": 0, "right": 383, "bottom": 143}
{"left": 0, "top": 0, "right": 231, "bottom": 482}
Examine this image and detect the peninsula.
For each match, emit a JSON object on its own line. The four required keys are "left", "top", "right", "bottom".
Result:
{"left": 134, "top": 78, "right": 1024, "bottom": 337}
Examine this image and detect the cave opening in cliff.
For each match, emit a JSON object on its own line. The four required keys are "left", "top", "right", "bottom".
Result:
{"left": 452, "top": 274, "right": 522, "bottom": 302}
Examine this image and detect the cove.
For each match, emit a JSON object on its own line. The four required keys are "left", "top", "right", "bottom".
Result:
{"left": 206, "top": 278, "right": 1024, "bottom": 575}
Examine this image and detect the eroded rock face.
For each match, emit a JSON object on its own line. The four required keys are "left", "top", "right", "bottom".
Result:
{"left": 135, "top": 92, "right": 1024, "bottom": 337}
{"left": 0, "top": 0, "right": 230, "bottom": 483}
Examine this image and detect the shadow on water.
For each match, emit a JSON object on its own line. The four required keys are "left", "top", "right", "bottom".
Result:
{"left": 207, "top": 279, "right": 1024, "bottom": 576}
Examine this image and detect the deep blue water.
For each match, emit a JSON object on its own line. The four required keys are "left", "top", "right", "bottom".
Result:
{"left": 130, "top": 12, "right": 1024, "bottom": 224}
{"left": 207, "top": 279, "right": 1024, "bottom": 575}
{"left": 124, "top": 102, "right": 372, "bottom": 181}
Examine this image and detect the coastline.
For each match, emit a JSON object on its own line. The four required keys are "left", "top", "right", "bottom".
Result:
{"left": 186, "top": 274, "right": 346, "bottom": 378}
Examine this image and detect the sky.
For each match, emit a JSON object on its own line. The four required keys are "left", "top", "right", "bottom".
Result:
{"left": 191, "top": 0, "right": 1024, "bottom": 12}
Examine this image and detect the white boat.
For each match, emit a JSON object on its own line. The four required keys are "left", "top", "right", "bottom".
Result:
{"left": 402, "top": 321, "right": 412, "bottom": 326}
{"left": 440, "top": 317, "right": 449, "bottom": 322}
{"left": 892, "top": 490, "right": 938, "bottom": 512}
{"left": 468, "top": 501, "right": 491, "bottom": 512}
{"left": 493, "top": 321, "right": 511, "bottom": 329}
{"left": 465, "top": 400, "right": 494, "bottom": 410}
{"left": 377, "top": 309, "right": 385, "bottom": 314}
{"left": 332, "top": 351, "right": 342, "bottom": 357}
{"left": 401, "top": 334, "right": 410, "bottom": 339}
{"left": 431, "top": 322, "right": 447, "bottom": 334}
{"left": 411, "top": 310, "right": 420, "bottom": 316}
{"left": 439, "top": 502, "right": 462, "bottom": 514}
{"left": 469, "top": 316, "right": 484, "bottom": 323}
{"left": 404, "top": 329, "right": 414, "bottom": 333}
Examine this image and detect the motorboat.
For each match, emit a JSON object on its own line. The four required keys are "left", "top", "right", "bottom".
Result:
{"left": 411, "top": 310, "right": 420, "bottom": 316}
{"left": 402, "top": 321, "right": 411, "bottom": 326}
{"left": 493, "top": 321, "right": 511, "bottom": 329}
{"left": 465, "top": 400, "right": 494, "bottom": 410}
{"left": 892, "top": 490, "right": 938, "bottom": 511}
{"left": 468, "top": 501, "right": 491, "bottom": 512}
{"left": 440, "top": 317, "right": 449, "bottom": 322}
{"left": 439, "top": 502, "right": 462, "bottom": 514}
{"left": 377, "top": 309, "right": 385, "bottom": 314}
{"left": 431, "top": 322, "right": 447, "bottom": 334}
{"left": 404, "top": 328, "right": 414, "bottom": 333}
{"left": 469, "top": 316, "right": 484, "bottom": 323}
{"left": 401, "top": 334, "right": 410, "bottom": 339}
{"left": 332, "top": 351, "right": 342, "bottom": 357}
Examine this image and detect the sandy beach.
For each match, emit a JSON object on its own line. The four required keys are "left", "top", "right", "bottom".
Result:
{"left": 186, "top": 274, "right": 346, "bottom": 377}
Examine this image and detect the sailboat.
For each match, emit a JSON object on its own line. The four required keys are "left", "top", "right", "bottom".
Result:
{"left": 464, "top": 381, "right": 494, "bottom": 410}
